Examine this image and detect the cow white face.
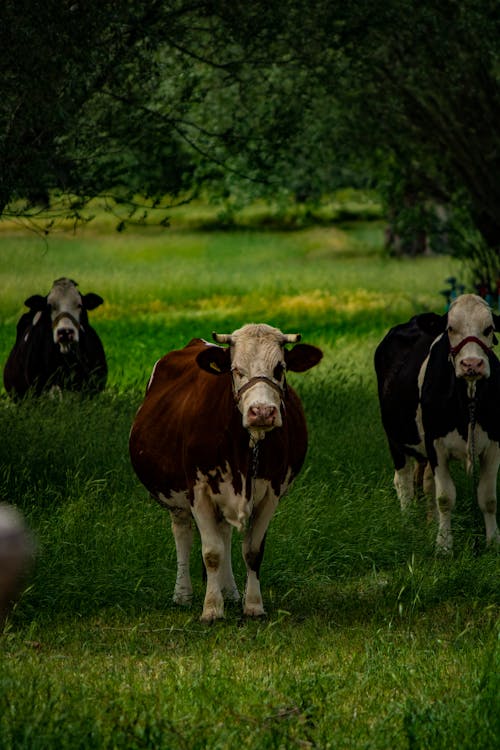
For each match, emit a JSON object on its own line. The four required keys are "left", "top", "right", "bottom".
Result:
{"left": 47, "top": 279, "right": 83, "bottom": 353}
{"left": 196, "top": 323, "right": 323, "bottom": 437}
{"left": 447, "top": 294, "right": 496, "bottom": 381}
{"left": 227, "top": 324, "right": 292, "bottom": 431}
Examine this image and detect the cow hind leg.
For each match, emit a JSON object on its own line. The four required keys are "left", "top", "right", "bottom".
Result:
{"left": 192, "top": 487, "right": 225, "bottom": 622}
{"left": 433, "top": 459, "right": 456, "bottom": 553}
{"left": 478, "top": 445, "right": 500, "bottom": 546}
{"left": 242, "top": 491, "right": 278, "bottom": 617}
{"left": 394, "top": 459, "right": 415, "bottom": 510}
{"left": 422, "top": 462, "right": 437, "bottom": 521}
{"left": 169, "top": 508, "right": 194, "bottom": 605}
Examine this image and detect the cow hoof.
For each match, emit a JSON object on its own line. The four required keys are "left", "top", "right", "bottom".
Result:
{"left": 200, "top": 609, "right": 224, "bottom": 624}
{"left": 435, "top": 544, "right": 453, "bottom": 557}
{"left": 173, "top": 588, "right": 193, "bottom": 606}
{"left": 243, "top": 605, "right": 266, "bottom": 618}
{"left": 486, "top": 534, "right": 500, "bottom": 549}
{"left": 223, "top": 587, "right": 240, "bottom": 603}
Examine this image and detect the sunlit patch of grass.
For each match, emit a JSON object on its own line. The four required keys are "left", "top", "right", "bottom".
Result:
{"left": 274, "top": 288, "right": 411, "bottom": 316}
{"left": 93, "top": 288, "right": 440, "bottom": 331}
{"left": 302, "top": 223, "right": 384, "bottom": 258}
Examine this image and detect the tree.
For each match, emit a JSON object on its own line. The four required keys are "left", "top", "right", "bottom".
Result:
{"left": 2, "top": 0, "right": 500, "bottom": 277}
{"left": 0, "top": 1, "right": 202, "bottom": 222}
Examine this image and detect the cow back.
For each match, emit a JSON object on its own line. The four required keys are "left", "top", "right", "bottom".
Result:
{"left": 375, "top": 316, "right": 438, "bottom": 458}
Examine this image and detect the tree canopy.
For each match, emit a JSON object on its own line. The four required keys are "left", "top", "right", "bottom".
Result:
{"left": 2, "top": 0, "right": 500, "bottom": 261}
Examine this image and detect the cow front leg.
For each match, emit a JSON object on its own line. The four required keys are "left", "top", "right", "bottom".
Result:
{"left": 422, "top": 462, "right": 437, "bottom": 521}
{"left": 478, "top": 444, "right": 500, "bottom": 546}
{"left": 433, "top": 455, "right": 456, "bottom": 553}
{"left": 242, "top": 490, "right": 278, "bottom": 617}
{"left": 394, "top": 459, "right": 415, "bottom": 510}
{"left": 169, "top": 508, "right": 193, "bottom": 605}
{"left": 191, "top": 487, "right": 225, "bottom": 622}
{"left": 219, "top": 521, "right": 240, "bottom": 603}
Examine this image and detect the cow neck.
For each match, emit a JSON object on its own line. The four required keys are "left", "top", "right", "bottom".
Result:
{"left": 245, "top": 431, "right": 263, "bottom": 505}
{"left": 230, "top": 371, "right": 286, "bottom": 481}
{"left": 468, "top": 392, "right": 480, "bottom": 512}
{"left": 249, "top": 434, "right": 260, "bottom": 480}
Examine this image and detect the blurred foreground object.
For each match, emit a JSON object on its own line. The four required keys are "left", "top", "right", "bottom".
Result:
{"left": 0, "top": 504, "right": 34, "bottom": 628}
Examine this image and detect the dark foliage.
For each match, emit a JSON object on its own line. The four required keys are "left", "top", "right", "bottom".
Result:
{"left": 2, "top": 1, "right": 500, "bottom": 267}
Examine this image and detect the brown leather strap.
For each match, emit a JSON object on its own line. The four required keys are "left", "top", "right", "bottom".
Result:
{"left": 234, "top": 375, "right": 284, "bottom": 403}
{"left": 449, "top": 335, "right": 491, "bottom": 357}
{"left": 51, "top": 311, "right": 81, "bottom": 329}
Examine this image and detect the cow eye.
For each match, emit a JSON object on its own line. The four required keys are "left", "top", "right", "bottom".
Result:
{"left": 484, "top": 325, "right": 493, "bottom": 336}
{"left": 447, "top": 326, "right": 453, "bottom": 334}
{"left": 273, "top": 362, "right": 285, "bottom": 381}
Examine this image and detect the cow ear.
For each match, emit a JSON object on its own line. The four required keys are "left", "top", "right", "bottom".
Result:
{"left": 24, "top": 294, "right": 46, "bottom": 311}
{"left": 285, "top": 343, "right": 323, "bottom": 372}
{"left": 414, "top": 312, "right": 447, "bottom": 336}
{"left": 81, "top": 293, "right": 104, "bottom": 310}
{"left": 196, "top": 345, "right": 231, "bottom": 375}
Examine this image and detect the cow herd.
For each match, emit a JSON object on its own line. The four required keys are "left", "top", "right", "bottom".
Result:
{"left": 1, "top": 280, "right": 499, "bottom": 623}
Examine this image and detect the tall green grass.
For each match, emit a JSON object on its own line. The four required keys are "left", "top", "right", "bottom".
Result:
{"left": 0, "top": 221, "right": 498, "bottom": 749}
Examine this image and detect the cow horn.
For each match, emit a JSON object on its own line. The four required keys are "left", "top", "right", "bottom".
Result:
{"left": 282, "top": 333, "right": 302, "bottom": 344}
{"left": 212, "top": 332, "right": 233, "bottom": 345}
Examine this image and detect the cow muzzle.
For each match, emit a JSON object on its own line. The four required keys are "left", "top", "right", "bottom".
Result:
{"left": 458, "top": 356, "right": 487, "bottom": 380}
{"left": 246, "top": 403, "right": 280, "bottom": 428}
{"left": 450, "top": 336, "right": 491, "bottom": 381}
{"left": 52, "top": 312, "right": 80, "bottom": 352}
{"left": 234, "top": 376, "right": 284, "bottom": 430}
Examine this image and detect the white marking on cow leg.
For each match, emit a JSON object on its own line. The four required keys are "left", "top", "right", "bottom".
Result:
{"left": 394, "top": 461, "right": 414, "bottom": 510}
{"left": 192, "top": 487, "right": 225, "bottom": 622}
{"left": 423, "top": 463, "right": 437, "bottom": 521}
{"left": 169, "top": 509, "right": 193, "bottom": 605}
{"left": 433, "top": 459, "right": 456, "bottom": 553}
{"left": 242, "top": 489, "right": 278, "bottom": 617}
{"left": 219, "top": 521, "right": 240, "bottom": 602}
{"left": 48, "top": 385, "right": 63, "bottom": 401}
{"left": 478, "top": 444, "right": 500, "bottom": 546}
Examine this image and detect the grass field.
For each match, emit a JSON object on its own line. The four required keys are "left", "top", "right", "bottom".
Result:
{"left": 0, "top": 219, "right": 498, "bottom": 749}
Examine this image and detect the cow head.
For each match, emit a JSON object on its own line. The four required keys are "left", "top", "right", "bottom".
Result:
{"left": 196, "top": 323, "right": 322, "bottom": 436}
{"left": 442, "top": 294, "right": 499, "bottom": 382}
{"left": 24, "top": 278, "right": 103, "bottom": 354}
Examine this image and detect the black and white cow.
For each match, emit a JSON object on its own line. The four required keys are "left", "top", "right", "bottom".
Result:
{"left": 375, "top": 294, "right": 500, "bottom": 551}
{"left": 3, "top": 278, "right": 107, "bottom": 398}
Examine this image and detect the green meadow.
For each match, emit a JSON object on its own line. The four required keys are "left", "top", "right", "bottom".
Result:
{"left": 0, "top": 218, "right": 498, "bottom": 749}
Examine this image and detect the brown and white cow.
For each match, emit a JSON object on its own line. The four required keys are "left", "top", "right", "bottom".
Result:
{"left": 3, "top": 277, "right": 107, "bottom": 398}
{"left": 129, "top": 324, "right": 322, "bottom": 621}
{"left": 375, "top": 294, "right": 500, "bottom": 552}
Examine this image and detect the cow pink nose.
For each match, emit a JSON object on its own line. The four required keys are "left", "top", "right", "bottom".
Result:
{"left": 247, "top": 404, "right": 278, "bottom": 426}
{"left": 57, "top": 327, "right": 75, "bottom": 342}
{"left": 460, "top": 357, "right": 485, "bottom": 375}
